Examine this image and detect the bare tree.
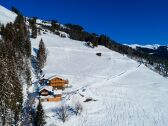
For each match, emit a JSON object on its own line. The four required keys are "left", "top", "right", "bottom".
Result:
{"left": 74, "top": 102, "right": 83, "bottom": 115}
{"left": 57, "top": 105, "right": 68, "bottom": 123}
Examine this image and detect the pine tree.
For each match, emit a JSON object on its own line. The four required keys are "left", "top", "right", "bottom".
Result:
{"left": 11, "top": 6, "right": 22, "bottom": 15}
{"left": 34, "top": 101, "right": 46, "bottom": 126}
{"left": 37, "top": 38, "right": 47, "bottom": 70}
{"left": 14, "top": 14, "right": 31, "bottom": 58}
{"left": 51, "top": 20, "right": 60, "bottom": 32}
{"left": 29, "top": 18, "right": 37, "bottom": 38}
{"left": 0, "top": 9, "right": 32, "bottom": 125}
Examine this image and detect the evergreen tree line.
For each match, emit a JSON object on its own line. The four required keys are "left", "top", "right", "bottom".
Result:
{"left": 1, "top": 7, "right": 165, "bottom": 125}
{"left": 32, "top": 13, "right": 168, "bottom": 76}
{"left": 0, "top": 9, "right": 32, "bottom": 125}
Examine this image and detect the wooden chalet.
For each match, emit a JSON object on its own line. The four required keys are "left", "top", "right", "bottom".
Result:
{"left": 39, "top": 75, "right": 69, "bottom": 102}
{"left": 39, "top": 86, "right": 53, "bottom": 96}
{"left": 48, "top": 75, "right": 69, "bottom": 89}
{"left": 47, "top": 90, "right": 63, "bottom": 102}
{"left": 39, "top": 86, "right": 63, "bottom": 102}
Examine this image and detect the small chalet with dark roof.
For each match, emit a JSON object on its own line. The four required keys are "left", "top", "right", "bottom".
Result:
{"left": 39, "top": 86, "right": 53, "bottom": 96}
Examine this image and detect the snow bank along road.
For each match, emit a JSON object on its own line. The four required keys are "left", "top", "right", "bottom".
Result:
{"left": 31, "top": 33, "right": 168, "bottom": 126}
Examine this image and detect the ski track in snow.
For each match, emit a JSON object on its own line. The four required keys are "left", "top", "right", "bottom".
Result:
{"left": 75, "top": 64, "right": 168, "bottom": 126}
{"left": 30, "top": 32, "right": 168, "bottom": 126}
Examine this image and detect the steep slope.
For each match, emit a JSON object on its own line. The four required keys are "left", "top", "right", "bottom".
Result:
{"left": 31, "top": 32, "right": 168, "bottom": 126}
{"left": 0, "top": 5, "right": 168, "bottom": 126}
{"left": 0, "top": 5, "right": 16, "bottom": 25}
{"left": 0, "top": 6, "right": 32, "bottom": 125}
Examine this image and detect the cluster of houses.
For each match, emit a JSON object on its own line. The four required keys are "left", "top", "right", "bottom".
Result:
{"left": 38, "top": 75, "right": 69, "bottom": 102}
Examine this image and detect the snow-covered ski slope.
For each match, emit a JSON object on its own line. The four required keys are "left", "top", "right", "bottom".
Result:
{"left": 31, "top": 32, "right": 168, "bottom": 126}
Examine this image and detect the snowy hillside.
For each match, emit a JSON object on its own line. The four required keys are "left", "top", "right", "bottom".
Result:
{"left": 0, "top": 5, "right": 16, "bottom": 25}
{"left": 31, "top": 32, "right": 168, "bottom": 126}
{"left": 0, "top": 5, "right": 168, "bottom": 126}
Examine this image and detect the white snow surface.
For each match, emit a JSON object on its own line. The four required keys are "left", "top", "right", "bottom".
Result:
{"left": 54, "top": 90, "right": 62, "bottom": 95}
{"left": 0, "top": 5, "right": 167, "bottom": 125}
{"left": 0, "top": 5, "right": 16, "bottom": 25}
{"left": 31, "top": 32, "right": 168, "bottom": 126}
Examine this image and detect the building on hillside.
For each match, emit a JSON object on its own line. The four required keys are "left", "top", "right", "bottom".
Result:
{"left": 47, "top": 75, "right": 69, "bottom": 89}
{"left": 39, "top": 86, "right": 53, "bottom": 96}
{"left": 54, "top": 89, "right": 62, "bottom": 97}
{"left": 39, "top": 86, "right": 63, "bottom": 102}
{"left": 38, "top": 75, "right": 69, "bottom": 102}
{"left": 47, "top": 89, "right": 63, "bottom": 102}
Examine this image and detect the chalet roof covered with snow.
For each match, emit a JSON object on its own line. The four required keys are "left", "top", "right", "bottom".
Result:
{"left": 53, "top": 90, "right": 62, "bottom": 95}
{"left": 39, "top": 86, "right": 53, "bottom": 92}
{"left": 48, "top": 75, "right": 67, "bottom": 80}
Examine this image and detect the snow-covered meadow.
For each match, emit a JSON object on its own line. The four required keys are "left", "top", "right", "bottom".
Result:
{"left": 31, "top": 32, "right": 168, "bottom": 126}
{"left": 0, "top": 4, "right": 168, "bottom": 126}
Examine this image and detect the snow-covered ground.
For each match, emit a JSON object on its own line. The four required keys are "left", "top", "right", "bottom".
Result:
{"left": 0, "top": 4, "right": 168, "bottom": 126}
{"left": 0, "top": 5, "right": 16, "bottom": 25}
{"left": 31, "top": 32, "right": 168, "bottom": 126}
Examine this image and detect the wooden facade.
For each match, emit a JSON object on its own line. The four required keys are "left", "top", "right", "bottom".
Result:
{"left": 48, "top": 77, "right": 69, "bottom": 89}
{"left": 39, "top": 76, "right": 68, "bottom": 102}
{"left": 47, "top": 96, "right": 62, "bottom": 102}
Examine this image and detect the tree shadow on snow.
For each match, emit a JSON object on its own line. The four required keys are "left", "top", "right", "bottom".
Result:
{"left": 33, "top": 47, "right": 39, "bottom": 55}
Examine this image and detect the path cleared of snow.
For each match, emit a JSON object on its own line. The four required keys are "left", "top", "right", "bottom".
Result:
{"left": 31, "top": 32, "right": 168, "bottom": 126}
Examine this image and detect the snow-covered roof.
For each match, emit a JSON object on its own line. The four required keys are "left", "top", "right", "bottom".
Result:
{"left": 39, "top": 86, "right": 53, "bottom": 92}
{"left": 48, "top": 75, "right": 67, "bottom": 80}
{"left": 54, "top": 90, "right": 62, "bottom": 95}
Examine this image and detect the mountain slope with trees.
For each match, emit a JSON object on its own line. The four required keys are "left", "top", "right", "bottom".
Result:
{"left": 0, "top": 8, "right": 31, "bottom": 125}
{"left": 37, "top": 17, "right": 168, "bottom": 77}
{"left": 0, "top": 5, "right": 168, "bottom": 126}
